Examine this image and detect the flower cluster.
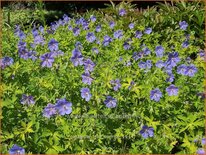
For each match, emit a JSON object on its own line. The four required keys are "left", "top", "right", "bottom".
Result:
{"left": 43, "top": 98, "right": 72, "bottom": 118}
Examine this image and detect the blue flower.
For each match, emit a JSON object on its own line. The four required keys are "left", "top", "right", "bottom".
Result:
{"left": 139, "top": 125, "right": 154, "bottom": 138}
{"left": 0, "top": 57, "right": 14, "bottom": 69}
{"left": 144, "top": 27, "right": 152, "bottom": 34}
{"left": 92, "top": 47, "right": 99, "bottom": 54}
{"left": 86, "top": 32, "right": 96, "bottom": 43}
{"left": 166, "top": 84, "right": 178, "bottom": 96}
{"left": 82, "top": 72, "right": 93, "bottom": 85}
{"left": 109, "top": 21, "right": 115, "bottom": 29}
{"left": 155, "top": 45, "right": 164, "bottom": 58}
{"left": 197, "top": 148, "right": 205, "bottom": 155}
{"left": 34, "top": 35, "right": 45, "bottom": 45}
{"left": 96, "top": 25, "right": 101, "bottom": 32}
{"left": 185, "top": 64, "right": 198, "bottom": 77}
{"left": 104, "top": 96, "right": 117, "bottom": 108}
{"left": 20, "top": 94, "right": 35, "bottom": 105}
{"left": 81, "top": 88, "right": 92, "bottom": 102}
{"left": 129, "top": 23, "right": 134, "bottom": 29}
{"left": 166, "top": 73, "right": 174, "bottom": 83}
{"left": 102, "top": 35, "right": 112, "bottom": 46}
{"left": 40, "top": 52, "right": 55, "bottom": 68}
{"left": 70, "top": 48, "right": 84, "bottom": 66}
{"left": 150, "top": 88, "right": 162, "bottom": 102}
{"left": 110, "top": 79, "right": 121, "bottom": 91}
{"left": 202, "top": 138, "right": 206, "bottom": 145}
{"left": 138, "top": 61, "right": 146, "bottom": 69}
{"left": 145, "top": 60, "right": 152, "bottom": 69}
{"left": 179, "top": 21, "right": 188, "bottom": 30}
{"left": 123, "top": 42, "right": 131, "bottom": 50}
{"left": 135, "top": 31, "right": 143, "bottom": 39}
{"left": 48, "top": 39, "right": 58, "bottom": 52}
{"left": 83, "top": 59, "right": 95, "bottom": 72}
{"left": 182, "top": 41, "right": 189, "bottom": 48}
{"left": 177, "top": 64, "right": 187, "bottom": 75}
{"left": 114, "top": 30, "right": 123, "bottom": 39}
{"left": 133, "top": 52, "right": 144, "bottom": 61}
{"left": 119, "top": 9, "right": 126, "bottom": 16}
{"left": 143, "top": 47, "right": 151, "bottom": 56}
{"left": 73, "top": 27, "right": 80, "bottom": 36}
{"left": 9, "top": 144, "right": 25, "bottom": 154}
{"left": 43, "top": 103, "right": 57, "bottom": 118}
{"left": 32, "top": 28, "right": 39, "bottom": 37}
{"left": 166, "top": 52, "right": 180, "bottom": 67}
{"left": 155, "top": 60, "right": 165, "bottom": 68}
{"left": 55, "top": 98, "right": 72, "bottom": 115}
{"left": 18, "top": 48, "right": 30, "bottom": 60}
{"left": 90, "top": 15, "right": 96, "bottom": 22}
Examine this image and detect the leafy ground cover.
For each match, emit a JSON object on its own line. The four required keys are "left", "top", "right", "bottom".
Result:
{"left": 1, "top": 1, "right": 205, "bottom": 154}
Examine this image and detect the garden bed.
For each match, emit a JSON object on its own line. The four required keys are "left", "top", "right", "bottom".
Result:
{"left": 1, "top": 1, "right": 205, "bottom": 154}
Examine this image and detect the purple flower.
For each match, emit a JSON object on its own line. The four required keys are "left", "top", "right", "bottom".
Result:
{"left": 82, "top": 21, "right": 89, "bottom": 30}
{"left": 150, "top": 88, "right": 162, "bottom": 102}
{"left": 82, "top": 72, "right": 93, "bottom": 85}
{"left": 102, "top": 35, "right": 112, "bottom": 46}
{"left": 32, "top": 28, "right": 39, "bottom": 37}
{"left": 166, "top": 84, "right": 178, "bottom": 96}
{"left": 75, "top": 41, "right": 83, "bottom": 50}
{"left": 104, "top": 96, "right": 117, "bottom": 108}
{"left": 197, "top": 148, "right": 205, "bottom": 155}
{"left": 135, "top": 31, "right": 143, "bottom": 39}
{"left": 70, "top": 48, "right": 84, "bottom": 66}
{"left": 199, "top": 50, "right": 205, "bottom": 58}
{"left": 119, "top": 9, "right": 126, "bottom": 16}
{"left": 202, "top": 138, "right": 206, "bottom": 145}
{"left": 96, "top": 25, "right": 101, "bottom": 32}
{"left": 166, "top": 73, "right": 174, "bottom": 83}
{"left": 129, "top": 23, "right": 134, "bottom": 29}
{"left": 81, "top": 88, "right": 92, "bottom": 102}
{"left": 177, "top": 64, "right": 187, "bottom": 75}
{"left": 110, "top": 79, "right": 121, "bottom": 91}
{"left": 34, "top": 35, "right": 45, "bottom": 45}
{"left": 146, "top": 60, "right": 152, "bottom": 69}
{"left": 133, "top": 52, "right": 144, "bottom": 61}
{"left": 139, "top": 125, "right": 154, "bottom": 138}
{"left": 114, "top": 30, "right": 123, "bottom": 39}
{"left": 123, "top": 42, "right": 131, "bottom": 50}
{"left": 138, "top": 61, "right": 146, "bottom": 69}
{"left": 9, "top": 144, "right": 25, "bottom": 154}
{"left": 90, "top": 15, "right": 96, "bottom": 22}
{"left": 0, "top": 57, "right": 14, "bottom": 69}
{"left": 185, "top": 64, "right": 198, "bottom": 77}
{"left": 109, "top": 21, "right": 115, "bottom": 29}
{"left": 166, "top": 52, "right": 180, "bottom": 67}
{"left": 128, "top": 81, "right": 135, "bottom": 90}
{"left": 92, "top": 47, "right": 99, "bottom": 54}
{"left": 86, "top": 32, "right": 96, "bottom": 43}
{"left": 73, "top": 27, "right": 80, "bottom": 36}
{"left": 144, "top": 27, "right": 152, "bottom": 34}
{"left": 143, "top": 47, "right": 151, "bottom": 56}
{"left": 18, "top": 48, "right": 30, "bottom": 60}
{"left": 182, "top": 41, "right": 189, "bottom": 48}
{"left": 18, "top": 41, "right": 27, "bottom": 49}
{"left": 83, "top": 59, "right": 95, "bottom": 72}
{"left": 20, "top": 94, "right": 35, "bottom": 105}
{"left": 40, "top": 52, "right": 55, "bottom": 68}
{"left": 28, "top": 50, "right": 37, "bottom": 61}
{"left": 55, "top": 98, "right": 72, "bottom": 115}
{"left": 68, "top": 25, "right": 73, "bottom": 31}
{"left": 43, "top": 103, "right": 57, "bottom": 118}
{"left": 155, "top": 45, "right": 164, "bottom": 58}
{"left": 48, "top": 39, "right": 58, "bottom": 52}
{"left": 179, "top": 21, "right": 188, "bottom": 30}
{"left": 155, "top": 60, "right": 165, "bottom": 68}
